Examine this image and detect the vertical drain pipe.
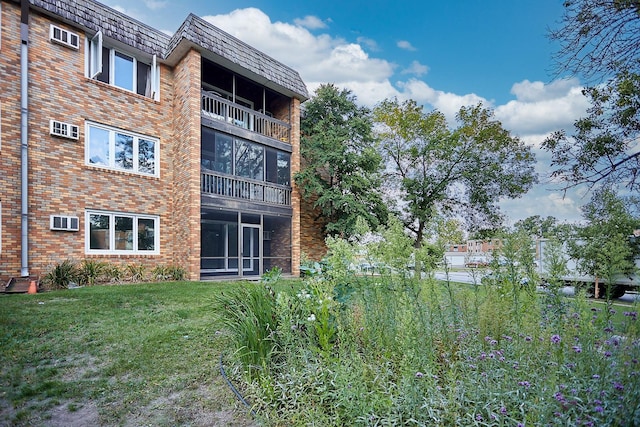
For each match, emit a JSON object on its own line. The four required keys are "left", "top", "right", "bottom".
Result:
{"left": 20, "top": 0, "right": 29, "bottom": 277}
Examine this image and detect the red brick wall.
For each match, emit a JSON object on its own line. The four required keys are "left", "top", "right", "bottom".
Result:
{"left": 0, "top": 4, "right": 179, "bottom": 281}
{"left": 170, "top": 48, "right": 202, "bottom": 280}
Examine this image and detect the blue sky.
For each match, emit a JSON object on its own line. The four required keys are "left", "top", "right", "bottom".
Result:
{"left": 103, "top": 0, "right": 591, "bottom": 225}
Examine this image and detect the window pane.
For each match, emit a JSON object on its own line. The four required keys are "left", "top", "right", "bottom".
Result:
{"left": 97, "top": 46, "right": 110, "bottom": 83}
{"left": 277, "top": 152, "right": 291, "bottom": 186}
{"left": 138, "top": 218, "right": 155, "bottom": 251}
{"left": 215, "top": 133, "right": 232, "bottom": 174}
{"left": 265, "top": 149, "right": 277, "bottom": 184}
{"left": 115, "top": 133, "right": 134, "bottom": 170}
{"left": 114, "top": 51, "right": 134, "bottom": 91}
{"left": 235, "top": 140, "right": 263, "bottom": 180}
{"left": 138, "top": 139, "right": 155, "bottom": 174}
{"left": 115, "top": 216, "right": 133, "bottom": 250}
{"left": 88, "top": 126, "right": 110, "bottom": 166}
{"left": 137, "top": 61, "right": 151, "bottom": 96}
{"left": 89, "top": 214, "right": 110, "bottom": 250}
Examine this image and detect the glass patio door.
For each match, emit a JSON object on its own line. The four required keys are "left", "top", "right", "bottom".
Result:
{"left": 242, "top": 225, "right": 261, "bottom": 276}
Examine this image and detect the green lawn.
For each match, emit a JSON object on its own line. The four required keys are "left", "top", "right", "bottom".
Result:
{"left": 0, "top": 281, "right": 273, "bottom": 426}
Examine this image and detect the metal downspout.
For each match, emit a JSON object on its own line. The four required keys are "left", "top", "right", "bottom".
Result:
{"left": 20, "top": 0, "right": 29, "bottom": 277}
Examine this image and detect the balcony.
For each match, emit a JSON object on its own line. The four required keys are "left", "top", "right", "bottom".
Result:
{"left": 201, "top": 171, "right": 292, "bottom": 206}
{"left": 201, "top": 90, "right": 291, "bottom": 144}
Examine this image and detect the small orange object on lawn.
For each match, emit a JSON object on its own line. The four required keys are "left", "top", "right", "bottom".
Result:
{"left": 27, "top": 280, "right": 37, "bottom": 294}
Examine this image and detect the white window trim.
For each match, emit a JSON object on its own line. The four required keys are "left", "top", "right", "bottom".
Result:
{"left": 85, "top": 122, "right": 160, "bottom": 177}
{"left": 86, "top": 32, "right": 160, "bottom": 101}
{"left": 85, "top": 210, "right": 160, "bottom": 255}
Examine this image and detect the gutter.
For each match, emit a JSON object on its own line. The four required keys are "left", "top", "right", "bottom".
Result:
{"left": 20, "top": 0, "right": 29, "bottom": 277}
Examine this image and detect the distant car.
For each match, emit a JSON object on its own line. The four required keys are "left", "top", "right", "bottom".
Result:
{"left": 465, "top": 261, "right": 489, "bottom": 268}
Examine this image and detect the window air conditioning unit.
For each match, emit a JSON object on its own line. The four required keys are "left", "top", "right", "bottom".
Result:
{"left": 50, "top": 24, "right": 80, "bottom": 49}
{"left": 50, "top": 215, "right": 79, "bottom": 232}
{"left": 50, "top": 120, "right": 79, "bottom": 140}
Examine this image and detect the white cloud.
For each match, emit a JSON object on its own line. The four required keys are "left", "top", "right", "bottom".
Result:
{"left": 401, "top": 60, "right": 429, "bottom": 77}
{"left": 398, "top": 79, "right": 488, "bottom": 122}
{"left": 203, "top": 8, "right": 395, "bottom": 87}
{"left": 294, "top": 15, "right": 327, "bottom": 30}
{"left": 143, "top": 0, "right": 167, "bottom": 10}
{"left": 495, "top": 78, "right": 589, "bottom": 137}
{"left": 357, "top": 36, "right": 379, "bottom": 52}
{"left": 397, "top": 40, "right": 417, "bottom": 51}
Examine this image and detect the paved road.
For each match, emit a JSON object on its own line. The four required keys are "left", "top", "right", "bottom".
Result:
{"left": 434, "top": 270, "right": 640, "bottom": 303}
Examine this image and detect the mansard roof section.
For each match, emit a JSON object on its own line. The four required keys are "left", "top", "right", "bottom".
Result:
{"left": 166, "top": 14, "right": 309, "bottom": 101}
{"left": 24, "top": 0, "right": 308, "bottom": 100}
{"left": 28, "top": 0, "right": 170, "bottom": 56}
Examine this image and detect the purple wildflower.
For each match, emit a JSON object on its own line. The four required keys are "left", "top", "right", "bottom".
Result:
{"left": 613, "top": 381, "right": 624, "bottom": 391}
{"left": 500, "top": 406, "right": 507, "bottom": 415}
{"left": 518, "top": 381, "right": 531, "bottom": 388}
{"left": 592, "top": 374, "right": 600, "bottom": 379}
{"left": 594, "top": 405, "right": 604, "bottom": 413}
{"left": 573, "top": 345, "right": 582, "bottom": 353}
{"left": 415, "top": 372, "right": 424, "bottom": 378}
{"left": 551, "top": 334, "right": 561, "bottom": 344}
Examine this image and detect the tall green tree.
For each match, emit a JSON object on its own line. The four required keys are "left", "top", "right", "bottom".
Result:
{"left": 545, "top": 0, "right": 640, "bottom": 190}
{"left": 295, "top": 84, "right": 388, "bottom": 238}
{"left": 513, "top": 215, "right": 558, "bottom": 238}
{"left": 373, "top": 99, "right": 537, "bottom": 246}
{"left": 567, "top": 188, "right": 640, "bottom": 297}
{"left": 549, "top": 0, "right": 640, "bottom": 82}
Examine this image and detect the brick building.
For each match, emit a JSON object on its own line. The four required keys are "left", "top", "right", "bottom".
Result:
{"left": 0, "top": 0, "right": 309, "bottom": 282}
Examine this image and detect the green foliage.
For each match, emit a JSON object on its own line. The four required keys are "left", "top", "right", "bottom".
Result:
{"left": 514, "top": 215, "right": 559, "bottom": 238}
{"left": 260, "top": 266, "right": 282, "bottom": 284}
{"left": 235, "top": 245, "right": 640, "bottom": 426}
{"left": 42, "top": 259, "right": 79, "bottom": 289}
{"left": 295, "top": 83, "right": 388, "bottom": 238}
{"left": 152, "top": 264, "right": 187, "bottom": 282}
{"left": 125, "top": 263, "right": 146, "bottom": 283}
{"left": 374, "top": 99, "right": 537, "bottom": 243}
{"left": 77, "top": 259, "right": 108, "bottom": 286}
{"left": 547, "top": 0, "right": 640, "bottom": 190}
{"left": 213, "top": 283, "right": 278, "bottom": 378}
{"left": 568, "top": 188, "right": 640, "bottom": 296}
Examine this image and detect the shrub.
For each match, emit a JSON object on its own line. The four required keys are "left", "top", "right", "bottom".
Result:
{"left": 77, "top": 259, "right": 108, "bottom": 286}
{"left": 213, "top": 283, "right": 278, "bottom": 378}
{"left": 42, "top": 259, "right": 79, "bottom": 289}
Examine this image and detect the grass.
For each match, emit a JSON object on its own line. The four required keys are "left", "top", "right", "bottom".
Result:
{"left": 2, "top": 276, "right": 638, "bottom": 426}
{"left": 0, "top": 281, "right": 281, "bottom": 426}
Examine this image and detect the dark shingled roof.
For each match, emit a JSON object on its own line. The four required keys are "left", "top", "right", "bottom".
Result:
{"left": 26, "top": 0, "right": 309, "bottom": 99}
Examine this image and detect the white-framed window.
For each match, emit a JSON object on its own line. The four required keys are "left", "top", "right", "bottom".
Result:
{"left": 50, "top": 24, "right": 79, "bottom": 49}
{"left": 86, "top": 210, "right": 159, "bottom": 254}
{"left": 85, "top": 122, "right": 158, "bottom": 177}
{"left": 87, "top": 31, "right": 159, "bottom": 100}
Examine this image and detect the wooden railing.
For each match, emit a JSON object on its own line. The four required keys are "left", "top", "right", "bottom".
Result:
{"left": 201, "top": 171, "right": 292, "bottom": 206}
{"left": 201, "top": 90, "right": 291, "bottom": 143}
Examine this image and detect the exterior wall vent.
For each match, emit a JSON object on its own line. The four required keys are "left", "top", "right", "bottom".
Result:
{"left": 50, "top": 215, "right": 79, "bottom": 232}
{"left": 50, "top": 120, "right": 79, "bottom": 140}
{"left": 50, "top": 25, "right": 80, "bottom": 49}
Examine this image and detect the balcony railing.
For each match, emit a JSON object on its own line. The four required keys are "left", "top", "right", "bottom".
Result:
{"left": 201, "top": 90, "right": 291, "bottom": 143}
{"left": 201, "top": 171, "right": 292, "bottom": 206}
